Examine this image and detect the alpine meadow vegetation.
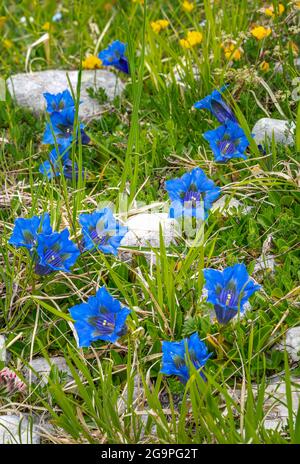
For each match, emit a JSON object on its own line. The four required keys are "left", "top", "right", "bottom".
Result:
{"left": 0, "top": 0, "right": 300, "bottom": 446}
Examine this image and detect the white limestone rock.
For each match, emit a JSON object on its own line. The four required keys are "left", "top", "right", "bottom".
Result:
{"left": 276, "top": 327, "right": 300, "bottom": 363}
{"left": 121, "top": 212, "right": 180, "bottom": 249}
{"left": 7, "top": 69, "right": 125, "bottom": 121}
{"left": 252, "top": 118, "right": 295, "bottom": 146}
{"left": 118, "top": 375, "right": 144, "bottom": 415}
{"left": 261, "top": 380, "right": 300, "bottom": 430}
{"left": 118, "top": 375, "right": 156, "bottom": 437}
{"left": 285, "top": 327, "right": 300, "bottom": 362}
{"left": 0, "top": 415, "right": 40, "bottom": 444}
{"left": 253, "top": 254, "right": 276, "bottom": 275}
{"left": 228, "top": 379, "right": 300, "bottom": 431}
{"left": 24, "top": 356, "right": 73, "bottom": 386}
{"left": 0, "top": 335, "right": 6, "bottom": 363}
{"left": 211, "top": 195, "right": 252, "bottom": 217}
{"left": 168, "top": 60, "right": 200, "bottom": 88}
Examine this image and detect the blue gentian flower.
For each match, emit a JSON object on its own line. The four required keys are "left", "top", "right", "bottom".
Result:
{"left": 39, "top": 147, "right": 82, "bottom": 180}
{"left": 62, "top": 158, "right": 84, "bottom": 180}
{"left": 9, "top": 213, "right": 52, "bottom": 251}
{"left": 39, "top": 147, "right": 70, "bottom": 179}
{"left": 160, "top": 333, "right": 211, "bottom": 384}
{"left": 43, "top": 108, "right": 90, "bottom": 150}
{"left": 203, "top": 263, "right": 261, "bottom": 324}
{"left": 52, "top": 11, "right": 62, "bottom": 22}
{"left": 35, "top": 229, "right": 80, "bottom": 275}
{"left": 194, "top": 87, "right": 237, "bottom": 124}
{"left": 203, "top": 121, "right": 250, "bottom": 163}
{"left": 69, "top": 287, "right": 131, "bottom": 347}
{"left": 165, "top": 167, "right": 221, "bottom": 219}
{"left": 98, "top": 40, "right": 129, "bottom": 74}
{"left": 43, "top": 90, "right": 74, "bottom": 113}
{"left": 79, "top": 208, "right": 127, "bottom": 255}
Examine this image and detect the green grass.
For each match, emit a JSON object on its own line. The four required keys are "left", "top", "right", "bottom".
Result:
{"left": 0, "top": 0, "right": 300, "bottom": 444}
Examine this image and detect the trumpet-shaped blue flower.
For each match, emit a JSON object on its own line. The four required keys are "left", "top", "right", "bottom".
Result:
{"left": 9, "top": 213, "right": 52, "bottom": 251}
{"left": 69, "top": 287, "right": 131, "bottom": 347}
{"left": 203, "top": 121, "right": 250, "bottom": 162}
{"left": 35, "top": 229, "right": 80, "bottom": 275}
{"left": 194, "top": 87, "right": 237, "bottom": 124}
{"left": 161, "top": 333, "right": 211, "bottom": 384}
{"left": 165, "top": 168, "right": 221, "bottom": 219}
{"left": 39, "top": 147, "right": 70, "bottom": 179}
{"left": 52, "top": 11, "right": 62, "bottom": 22}
{"left": 203, "top": 263, "right": 261, "bottom": 324}
{"left": 79, "top": 208, "right": 128, "bottom": 255}
{"left": 39, "top": 147, "right": 82, "bottom": 180}
{"left": 62, "top": 158, "right": 84, "bottom": 180}
{"left": 98, "top": 40, "right": 129, "bottom": 74}
{"left": 43, "top": 90, "right": 74, "bottom": 113}
{"left": 43, "top": 108, "right": 90, "bottom": 149}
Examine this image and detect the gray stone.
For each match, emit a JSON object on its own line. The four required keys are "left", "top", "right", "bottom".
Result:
{"left": 25, "top": 356, "right": 73, "bottom": 386}
{"left": 7, "top": 69, "right": 125, "bottom": 121}
{"left": 0, "top": 415, "right": 40, "bottom": 444}
{"left": 252, "top": 118, "right": 295, "bottom": 146}
{"left": 0, "top": 335, "right": 6, "bottom": 363}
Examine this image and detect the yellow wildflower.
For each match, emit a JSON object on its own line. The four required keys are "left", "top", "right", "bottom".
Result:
{"left": 186, "top": 31, "right": 203, "bottom": 46}
{"left": 179, "top": 39, "right": 191, "bottom": 49}
{"left": 82, "top": 55, "right": 102, "bottom": 70}
{"left": 132, "top": 0, "right": 144, "bottom": 3}
{"left": 3, "top": 39, "right": 12, "bottom": 48}
{"left": 180, "top": 30, "right": 203, "bottom": 48}
{"left": 222, "top": 42, "right": 243, "bottom": 61}
{"left": 264, "top": 3, "right": 285, "bottom": 17}
{"left": 250, "top": 26, "right": 272, "bottom": 40}
{"left": 295, "top": 1, "right": 300, "bottom": 9}
{"left": 182, "top": 1, "right": 195, "bottom": 12}
{"left": 150, "top": 19, "right": 169, "bottom": 34}
{"left": 0, "top": 16, "right": 7, "bottom": 28}
{"left": 42, "top": 22, "right": 51, "bottom": 31}
{"left": 260, "top": 61, "right": 270, "bottom": 72}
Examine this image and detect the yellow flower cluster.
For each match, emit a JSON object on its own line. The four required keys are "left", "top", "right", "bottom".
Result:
{"left": 221, "top": 41, "right": 243, "bottom": 61}
{"left": 264, "top": 3, "right": 285, "bottom": 17}
{"left": 250, "top": 26, "right": 272, "bottom": 40}
{"left": 0, "top": 16, "right": 6, "bottom": 27}
{"left": 132, "top": 0, "right": 144, "bottom": 3}
{"left": 182, "top": 1, "right": 195, "bottom": 12}
{"left": 180, "top": 31, "right": 203, "bottom": 48}
{"left": 82, "top": 55, "right": 103, "bottom": 70}
{"left": 260, "top": 61, "right": 270, "bottom": 72}
{"left": 150, "top": 19, "right": 170, "bottom": 33}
